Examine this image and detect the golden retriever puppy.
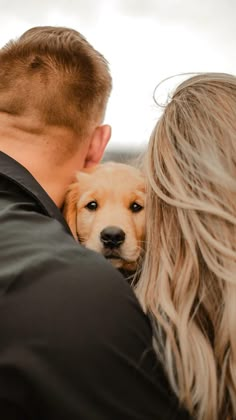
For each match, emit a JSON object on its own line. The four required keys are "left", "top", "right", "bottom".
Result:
{"left": 63, "top": 162, "right": 145, "bottom": 273}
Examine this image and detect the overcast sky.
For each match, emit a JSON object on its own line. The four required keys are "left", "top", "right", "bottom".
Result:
{"left": 0, "top": 0, "right": 235, "bottom": 152}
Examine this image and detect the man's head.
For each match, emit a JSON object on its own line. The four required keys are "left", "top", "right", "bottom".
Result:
{"left": 0, "top": 26, "right": 112, "bottom": 138}
{"left": 0, "top": 26, "right": 112, "bottom": 204}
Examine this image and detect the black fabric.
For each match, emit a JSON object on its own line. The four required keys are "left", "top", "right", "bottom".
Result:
{"left": 0, "top": 151, "right": 191, "bottom": 420}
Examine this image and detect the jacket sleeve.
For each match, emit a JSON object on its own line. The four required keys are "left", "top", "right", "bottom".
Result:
{"left": 0, "top": 246, "right": 189, "bottom": 420}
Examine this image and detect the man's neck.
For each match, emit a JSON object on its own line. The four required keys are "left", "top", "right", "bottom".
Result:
{"left": 0, "top": 142, "right": 73, "bottom": 207}
{"left": 0, "top": 113, "right": 85, "bottom": 207}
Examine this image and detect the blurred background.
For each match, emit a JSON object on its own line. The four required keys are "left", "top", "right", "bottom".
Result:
{"left": 0, "top": 0, "right": 235, "bottom": 161}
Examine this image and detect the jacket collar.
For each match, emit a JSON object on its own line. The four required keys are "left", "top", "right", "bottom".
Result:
{"left": 0, "top": 151, "right": 71, "bottom": 234}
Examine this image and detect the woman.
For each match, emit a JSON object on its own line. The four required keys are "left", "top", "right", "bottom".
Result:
{"left": 136, "top": 73, "right": 236, "bottom": 420}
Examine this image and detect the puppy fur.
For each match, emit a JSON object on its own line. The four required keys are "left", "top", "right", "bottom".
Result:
{"left": 63, "top": 162, "right": 145, "bottom": 273}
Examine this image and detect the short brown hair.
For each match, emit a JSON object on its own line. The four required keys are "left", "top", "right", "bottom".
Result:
{"left": 0, "top": 26, "right": 112, "bottom": 138}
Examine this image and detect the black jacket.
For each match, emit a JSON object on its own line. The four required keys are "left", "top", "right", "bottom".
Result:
{"left": 0, "top": 151, "right": 190, "bottom": 420}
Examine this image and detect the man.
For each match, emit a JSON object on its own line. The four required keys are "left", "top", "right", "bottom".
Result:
{"left": 0, "top": 27, "right": 189, "bottom": 419}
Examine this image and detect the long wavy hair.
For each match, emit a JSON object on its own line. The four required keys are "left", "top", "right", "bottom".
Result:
{"left": 136, "top": 73, "right": 236, "bottom": 419}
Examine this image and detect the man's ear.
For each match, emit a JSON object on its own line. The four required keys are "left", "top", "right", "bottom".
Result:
{"left": 84, "top": 124, "right": 111, "bottom": 168}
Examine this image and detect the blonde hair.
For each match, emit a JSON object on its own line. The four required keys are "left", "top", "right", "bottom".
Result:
{"left": 0, "top": 26, "right": 112, "bottom": 140}
{"left": 136, "top": 73, "right": 236, "bottom": 419}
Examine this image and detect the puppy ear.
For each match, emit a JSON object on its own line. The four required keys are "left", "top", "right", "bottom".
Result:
{"left": 63, "top": 183, "right": 79, "bottom": 240}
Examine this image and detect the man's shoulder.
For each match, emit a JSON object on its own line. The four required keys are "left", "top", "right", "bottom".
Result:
{"left": 0, "top": 198, "right": 147, "bottom": 342}
{"left": 0, "top": 199, "right": 152, "bottom": 365}
{"left": 0, "top": 193, "right": 188, "bottom": 420}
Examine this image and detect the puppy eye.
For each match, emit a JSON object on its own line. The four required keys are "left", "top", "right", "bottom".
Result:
{"left": 129, "top": 202, "right": 143, "bottom": 213}
{"left": 85, "top": 201, "right": 98, "bottom": 211}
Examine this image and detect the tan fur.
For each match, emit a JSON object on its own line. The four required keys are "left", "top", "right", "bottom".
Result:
{"left": 63, "top": 162, "right": 145, "bottom": 271}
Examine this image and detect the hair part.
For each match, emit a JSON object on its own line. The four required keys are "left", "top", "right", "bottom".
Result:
{"left": 136, "top": 73, "right": 236, "bottom": 420}
{"left": 0, "top": 26, "right": 112, "bottom": 144}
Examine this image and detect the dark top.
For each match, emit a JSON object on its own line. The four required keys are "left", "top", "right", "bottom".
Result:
{"left": 0, "top": 151, "right": 190, "bottom": 420}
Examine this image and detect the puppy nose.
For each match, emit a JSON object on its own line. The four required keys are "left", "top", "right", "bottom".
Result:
{"left": 100, "top": 226, "right": 126, "bottom": 249}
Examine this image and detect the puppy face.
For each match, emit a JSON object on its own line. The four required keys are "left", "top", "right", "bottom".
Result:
{"left": 63, "top": 162, "right": 145, "bottom": 271}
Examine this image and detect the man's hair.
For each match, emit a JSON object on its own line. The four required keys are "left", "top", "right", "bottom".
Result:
{"left": 0, "top": 26, "right": 112, "bottom": 138}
